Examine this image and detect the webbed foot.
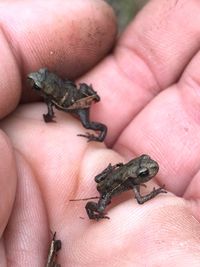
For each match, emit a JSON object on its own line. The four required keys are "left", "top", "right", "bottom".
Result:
{"left": 85, "top": 202, "right": 110, "bottom": 220}
{"left": 77, "top": 132, "right": 101, "bottom": 142}
{"left": 43, "top": 113, "right": 56, "bottom": 123}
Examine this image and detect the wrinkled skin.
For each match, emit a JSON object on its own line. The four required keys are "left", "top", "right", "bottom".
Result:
{"left": 1, "top": 0, "right": 200, "bottom": 266}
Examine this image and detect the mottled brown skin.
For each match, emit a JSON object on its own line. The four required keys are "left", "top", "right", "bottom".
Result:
{"left": 85, "top": 154, "right": 167, "bottom": 220}
{"left": 27, "top": 68, "right": 107, "bottom": 142}
{"left": 46, "top": 232, "right": 61, "bottom": 267}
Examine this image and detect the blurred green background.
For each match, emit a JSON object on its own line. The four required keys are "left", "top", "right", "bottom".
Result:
{"left": 106, "top": 0, "right": 148, "bottom": 32}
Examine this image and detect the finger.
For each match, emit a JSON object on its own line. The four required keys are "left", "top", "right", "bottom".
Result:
{"left": 0, "top": 0, "right": 116, "bottom": 116}
{"left": 4, "top": 152, "right": 48, "bottom": 266}
{"left": 118, "top": 0, "right": 200, "bottom": 89}
{"left": 174, "top": 51, "right": 200, "bottom": 220}
{"left": 80, "top": 0, "right": 200, "bottom": 145}
{"left": 0, "top": 103, "right": 105, "bottom": 215}
{"left": 114, "top": 42, "right": 200, "bottom": 196}
{"left": 0, "top": 131, "right": 17, "bottom": 236}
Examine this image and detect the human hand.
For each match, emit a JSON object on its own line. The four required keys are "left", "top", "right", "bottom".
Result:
{"left": 0, "top": 0, "right": 116, "bottom": 266}
{"left": 1, "top": 0, "right": 200, "bottom": 266}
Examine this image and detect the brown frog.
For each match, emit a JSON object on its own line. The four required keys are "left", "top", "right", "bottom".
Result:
{"left": 27, "top": 68, "right": 107, "bottom": 142}
{"left": 85, "top": 154, "right": 167, "bottom": 220}
{"left": 46, "top": 232, "right": 61, "bottom": 267}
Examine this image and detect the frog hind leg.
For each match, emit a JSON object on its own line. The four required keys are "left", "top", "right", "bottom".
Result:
{"left": 85, "top": 201, "right": 106, "bottom": 221}
{"left": 85, "top": 194, "right": 111, "bottom": 220}
{"left": 79, "top": 83, "right": 100, "bottom": 102}
{"left": 75, "top": 108, "right": 107, "bottom": 142}
{"left": 85, "top": 201, "right": 109, "bottom": 220}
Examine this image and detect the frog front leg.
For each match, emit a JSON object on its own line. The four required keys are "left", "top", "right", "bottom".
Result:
{"left": 85, "top": 194, "right": 111, "bottom": 220}
{"left": 75, "top": 108, "right": 107, "bottom": 142}
{"left": 132, "top": 184, "right": 167, "bottom": 204}
{"left": 43, "top": 100, "right": 56, "bottom": 122}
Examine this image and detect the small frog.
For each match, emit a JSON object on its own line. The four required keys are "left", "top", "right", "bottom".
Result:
{"left": 46, "top": 232, "right": 61, "bottom": 267}
{"left": 85, "top": 154, "right": 167, "bottom": 220}
{"left": 27, "top": 68, "right": 107, "bottom": 142}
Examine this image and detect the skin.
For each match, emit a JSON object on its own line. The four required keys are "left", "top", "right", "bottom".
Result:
{"left": 1, "top": 0, "right": 200, "bottom": 266}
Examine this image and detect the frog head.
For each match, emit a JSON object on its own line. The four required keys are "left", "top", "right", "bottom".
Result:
{"left": 133, "top": 154, "right": 159, "bottom": 184}
{"left": 27, "top": 67, "right": 48, "bottom": 92}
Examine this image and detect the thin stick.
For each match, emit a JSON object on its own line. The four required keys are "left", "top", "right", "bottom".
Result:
{"left": 69, "top": 196, "right": 99, "bottom": 201}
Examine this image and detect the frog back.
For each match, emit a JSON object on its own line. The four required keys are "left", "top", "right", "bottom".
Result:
{"left": 96, "top": 166, "right": 130, "bottom": 195}
{"left": 44, "top": 72, "right": 68, "bottom": 100}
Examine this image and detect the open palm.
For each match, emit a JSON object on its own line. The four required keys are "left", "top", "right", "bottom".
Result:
{"left": 0, "top": 0, "right": 200, "bottom": 266}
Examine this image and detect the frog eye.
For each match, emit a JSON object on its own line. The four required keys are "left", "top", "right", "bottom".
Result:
{"left": 33, "top": 84, "right": 41, "bottom": 90}
{"left": 137, "top": 167, "right": 149, "bottom": 178}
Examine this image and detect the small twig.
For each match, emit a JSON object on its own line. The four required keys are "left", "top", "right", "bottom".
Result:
{"left": 69, "top": 196, "right": 99, "bottom": 201}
